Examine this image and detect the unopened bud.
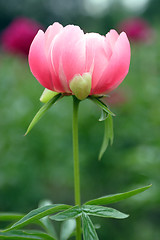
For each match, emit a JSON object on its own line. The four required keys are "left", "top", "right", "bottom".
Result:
{"left": 69, "top": 73, "right": 91, "bottom": 100}
{"left": 40, "top": 88, "right": 59, "bottom": 103}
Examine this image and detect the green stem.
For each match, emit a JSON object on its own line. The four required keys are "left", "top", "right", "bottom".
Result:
{"left": 72, "top": 96, "right": 81, "bottom": 240}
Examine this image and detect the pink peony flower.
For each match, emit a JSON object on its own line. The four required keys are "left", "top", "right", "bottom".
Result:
{"left": 1, "top": 18, "right": 42, "bottom": 56}
{"left": 118, "top": 18, "right": 152, "bottom": 43}
{"left": 29, "top": 22, "right": 130, "bottom": 100}
{"left": 103, "top": 90, "right": 127, "bottom": 107}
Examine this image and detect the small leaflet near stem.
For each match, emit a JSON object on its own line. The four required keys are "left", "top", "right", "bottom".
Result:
{"left": 98, "top": 114, "right": 114, "bottom": 160}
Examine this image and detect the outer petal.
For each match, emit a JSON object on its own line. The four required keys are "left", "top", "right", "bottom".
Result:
{"left": 105, "top": 30, "right": 119, "bottom": 50}
{"left": 85, "top": 33, "right": 112, "bottom": 90}
{"left": 50, "top": 25, "right": 86, "bottom": 92}
{"left": 44, "top": 22, "right": 63, "bottom": 56}
{"left": 28, "top": 30, "right": 54, "bottom": 90}
{"left": 92, "top": 32, "right": 130, "bottom": 94}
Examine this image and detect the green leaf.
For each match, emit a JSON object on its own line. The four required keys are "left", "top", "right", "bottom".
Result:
{"left": 82, "top": 205, "right": 128, "bottom": 219}
{"left": 85, "top": 184, "right": 152, "bottom": 205}
{"left": 39, "top": 218, "right": 58, "bottom": 240}
{"left": 0, "top": 230, "right": 41, "bottom": 239}
{"left": 60, "top": 219, "right": 76, "bottom": 240}
{"left": 40, "top": 89, "right": 59, "bottom": 103}
{"left": 24, "top": 230, "right": 56, "bottom": 240}
{"left": 89, "top": 96, "right": 115, "bottom": 116}
{"left": 0, "top": 213, "right": 24, "bottom": 222}
{"left": 50, "top": 206, "right": 82, "bottom": 221}
{"left": 0, "top": 230, "right": 56, "bottom": 240}
{"left": 98, "top": 114, "right": 114, "bottom": 160}
{"left": 3, "top": 204, "right": 71, "bottom": 232}
{"left": 25, "top": 93, "right": 62, "bottom": 135}
{"left": 38, "top": 200, "right": 58, "bottom": 240}
{"left": 99, "top": 110, "right": 108, "bottom": 121}
{"left": 82, "top": 212, "right": 99, "bottom": 240}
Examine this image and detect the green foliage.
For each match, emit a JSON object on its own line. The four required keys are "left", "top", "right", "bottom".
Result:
{"left": 60, "top": 219, "right": 76, "bottom": 240}
{"left": 88, "top": 97, "right": 115, "bottom": 160}
{"left": 40, "top": 89, "right": 59, "bottom": 103}
{"left": 98, "top": 114, "right": 114, "bottom": 160}
{"left": 85, "top": 185, "right": 152, "bottom": 205}
{"left": 0, "top": 230, "right": 56, "bottom": 239}
{"left": 50, "top": 204, "right": 128, "bottom": 222}
{"left": 3, "top": 205, "right": 71, "bottom": 232}
{"left": 38, "top": 200, "right": 58, "bottom": 239}
{"left": 0, "top": 213, "right": 24, "bottom": 222}
{"left": 0, "top": 185, "right": 151, "bottom": 239}
{"left": 82, "top": 205, "right": 128, "bottom": 219}
{"left": 82, "top": 212, "right": 99, "bottom": 240}
{"left": 89, "top": 96, "right": 115, "bottom": 116}
{"left": 25, "top": 93, "right": 62, "bottom": 135}
{"left": 50, "top": 206, "right": 81, "bottom": 222}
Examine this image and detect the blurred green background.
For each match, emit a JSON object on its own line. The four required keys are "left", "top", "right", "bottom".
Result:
{"left": 0, "top": 0, "right": 160, "bottom": 239}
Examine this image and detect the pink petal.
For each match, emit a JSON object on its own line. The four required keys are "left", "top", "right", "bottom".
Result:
{"left": 44, "top": 22, "right": 63, "bottom": 56}
{"left": 105, "top": 30, "right": 119, "bottom": 50}
{"left": 28, "top": 30, "right": 54, "bottom": 90}
{"left": 44, "top": 23, "right": 65, "bottom": 92}
{"left": 85, "top": 33, "right": 112, "bottom": 90}
{"left": 92, "top": 32, "right": 131, "bottom": 94}
{"left": 50, "top": 25, "right": 86, "bottom": 92}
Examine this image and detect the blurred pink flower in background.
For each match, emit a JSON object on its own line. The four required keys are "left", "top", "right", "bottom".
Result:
{"left": 29, "top": 22, "right": 130, "bottom": 99}
{"left": 103, "top": 90, "right": 128, "bottom": 107}
{"left": 118, "top": 18, "right": 152, "bottom": 43}
{"left": 1, "top": 18, "right": 42, "bottom": 56}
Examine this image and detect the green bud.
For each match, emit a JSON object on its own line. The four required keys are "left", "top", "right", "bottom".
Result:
{"left": 40, "top": 88, "right": 59, "bottom": 103}
{"left": 69, "top": 73, "right": 91, "bottom": 100}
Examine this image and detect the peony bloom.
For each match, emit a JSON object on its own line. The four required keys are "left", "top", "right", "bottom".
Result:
{"left": 118, "top": 18, "right": 152, "bottom": 43}
{"left": 104, "top": 90, "right": 127, "bottom": 107}
{"left": 1, "top": 18, "right": 42, "bottom": 56}
{"left": 29, "top": 22, "right": 130, "bottom": 100}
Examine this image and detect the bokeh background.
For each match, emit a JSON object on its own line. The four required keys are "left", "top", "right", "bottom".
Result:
{"left": 0, "top": 0, "right": 160, "bottom": 239}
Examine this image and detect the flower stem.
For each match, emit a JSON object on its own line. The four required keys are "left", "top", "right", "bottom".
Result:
{"left": 72, "top": 96, "right": 81, "bottom": 240}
